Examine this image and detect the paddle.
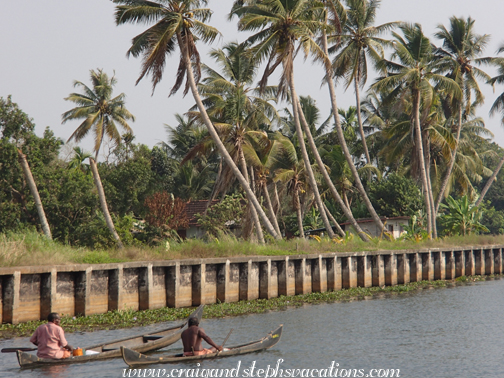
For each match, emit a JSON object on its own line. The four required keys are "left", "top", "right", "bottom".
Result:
{"left": 214, "top": 328, "right": 233, "bottom": 358}
{"left": 2, "top": 347, "right": 37, "bottom": 353}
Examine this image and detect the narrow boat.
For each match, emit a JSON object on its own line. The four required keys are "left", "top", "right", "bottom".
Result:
{"left": 121, "top": 325, "right": 283, "bottom": 367}
{"left": 16, "top": 305, "right": 204, "bottom": 368}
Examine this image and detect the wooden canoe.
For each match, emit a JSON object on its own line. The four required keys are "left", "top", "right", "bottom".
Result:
{"left": 16, "top": 304, "right": 204, "bottom": 368}
{"left": 121, "top": 324, "right": 283, "bottom": 367}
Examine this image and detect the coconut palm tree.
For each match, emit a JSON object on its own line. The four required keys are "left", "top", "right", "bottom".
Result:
{"left": 233, "top": 0, "right": 371, "bottom": 240}
{"left": 195, "top": 42, "right": 282, "bottom": 241}
{"left": 62, "top": 69, "right": 133, "bottom": 248}
{"left": 434, "top": 16, "right": 491, "bottom": 213}
{"left": 68, "top": 146, "right": 92, "bottom": 173}
{"left": 372, "top": 23, "right": 462, "bottom": 237}
{"left": 112, "top": 0, "right": 280, "bottom": 241}
{"left": 330, "top": 0, "right": 398, "bottom": 165}
{"left": 476, "top": 46, "right": 504, "bottom": 206}
{"left": 316, "top": 0, "right": 383, "bottom": 240}
{"left": 244, "top": 131, "right": 288, "bottom": 237}
{"left": 273, "top": 135, "right": 312, "bottom": 237}
{"left": 62, "top": 69, "right": 135, "bottom": 161}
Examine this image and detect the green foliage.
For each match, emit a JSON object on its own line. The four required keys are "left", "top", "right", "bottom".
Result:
{"left": 480, "top": 201, "right": 504, "bottom": 235}
{"left": 150, "top": 146, "right": 175, "bottom": 193}
{"left": 195, "top": 193, "right": 245, "bottom": 237}
{"left": 303, "top": 207, "right": 324, "bottom": 231}
{"left": 369, "top": 173, "right": 424, "bottom": 217}
{"left": 101, "top": 145, "right": 157, "bottom": 217}
{"left": 398, "top": 215, "right": 429, "bottom": 242}
{"left": 74, "top": 211, "right": 137, "bottom": 249}
{"left": 439, "top": 195, "right": 489, "bottom": 236}
{"left": 0, "top": 95, "right": 35, "bottom": 142}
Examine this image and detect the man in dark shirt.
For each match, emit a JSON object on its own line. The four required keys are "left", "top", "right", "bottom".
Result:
{"left": 181, "top": 317, "right": 223, "bottom": 356}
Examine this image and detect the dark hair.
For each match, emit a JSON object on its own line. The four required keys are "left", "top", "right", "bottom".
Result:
{"left": 48, "top": 312, "right": 60, "bottom": 322}
{"left": 188, "top": 317, "right": 199, "bottom": 327}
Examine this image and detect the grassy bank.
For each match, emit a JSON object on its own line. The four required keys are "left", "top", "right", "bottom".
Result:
{"left": 1, "top": 231, "right": 504, "bottom": 267}
{"left": 0, "top": 275, "right": 495, "bottom": 339}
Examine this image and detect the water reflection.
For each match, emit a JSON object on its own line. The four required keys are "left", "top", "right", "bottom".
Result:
{"left": 1, "top": 278, "right": 503, "bottom": 378}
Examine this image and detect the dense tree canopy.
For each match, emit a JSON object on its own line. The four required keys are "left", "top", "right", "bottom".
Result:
{"left": 2, "top": 1, "right": 504, "bottom": 247}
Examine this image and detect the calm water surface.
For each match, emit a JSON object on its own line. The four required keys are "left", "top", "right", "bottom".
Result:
{"left": 1, "top": 278, "right": 503, "bottom": 378}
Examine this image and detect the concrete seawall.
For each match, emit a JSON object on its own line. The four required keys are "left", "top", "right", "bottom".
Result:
{"left": 1, "top": 246, "right": 502, "bottom": 324}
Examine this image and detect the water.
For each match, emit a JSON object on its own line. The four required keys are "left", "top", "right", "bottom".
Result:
{"left": 1, "top": 278, "right": 504, "bottom": 378}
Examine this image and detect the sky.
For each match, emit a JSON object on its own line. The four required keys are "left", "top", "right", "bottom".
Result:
{"left": 1, "top": 0, "right": 504, "bottom": 160}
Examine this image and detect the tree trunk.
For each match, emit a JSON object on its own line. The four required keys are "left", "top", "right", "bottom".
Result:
{"left": 295, "top": 190, "right": 305, "bottom": 238}
{"left": 435, "top": 107, "right": 463, "bottom": 214}
{"left": 321, "top": 30, "right": 379, "bottom": 240}
{"left": 295, "top": 94, "right": 368, "bottom": 239}
{"left": 177, "top": 33, "right": 280, "bottom": 240}
{"left": 89, "top": 158, "right": 123, "bottom": 248}
{"left": 354, "top": 75, "right": 371, "bottom": 165}
{"left": 287, "top": 69, "right": 335, "bottom": 239}
{"left": 412, "top": 92, "right": 433, "bottom": 237}
{"left": 239, "top": 148, "right": 265, "bottom": 244}
{"left": 206, "top": 156, "right": 223, "bottom": 214}
{"left": 249, "top": 165, "right": 256, "bottom": 193}
{"left": 17, "top": 150, "right": 52, "bottom": 240}
{"left": 273, "top": 182, "right": 281, "bottom": 216}
{"left": 475, "top": 153, "right": 504, "bottom": 207}
{"left": 273, "top": 182, "right": 283, "bottom": 233}
{"left": 323, "top": 202, "right": 345, "bottom": 237}
{"left": 423, "top": 134, "right": 437, "bottom": 238}
{"left": 263, "top": 182, "right": 282, "bottom": 238}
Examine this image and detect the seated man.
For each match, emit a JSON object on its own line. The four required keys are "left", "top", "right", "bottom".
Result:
{"left": 181, "top": 317, "right": 223, "bottom": 356}
{"left": 30, "top": 312, "right": 73, "bottom": 359}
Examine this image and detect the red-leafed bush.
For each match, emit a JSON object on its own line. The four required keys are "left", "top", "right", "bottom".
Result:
{"left": 144, "top": 192, "right": 189, "bottom": 230}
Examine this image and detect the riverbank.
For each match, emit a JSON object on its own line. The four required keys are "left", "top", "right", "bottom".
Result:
{"left": 1, "top": 231, "right": 504, "bottom": 267}
{"left": 0, "top": 274, "right": 496, "bottom": 339}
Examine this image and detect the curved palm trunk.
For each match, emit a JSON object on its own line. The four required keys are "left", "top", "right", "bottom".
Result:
{"left": 435, "top": 107, "right": 463, "bottom": 214}
{"left": 423, "top": 134, "right": 437, "bottom": 238}
{"left": 17, "top": 150, "right": 52, "bottom": 240}
{"left": 343, "top": 191, "right": 351, "bottom": 211}
{"left": 263, "top": 182, "right": 282, "bottom": 237}
{"left": 287, "top": 69, "right": 335, "bottom": 239}
{"left": 354, "top": 75, "right": 371, "bottom": 165}
{"left": 323, "top": 203, "right": 345, "bottom": 237}
{"left": 321, "top": 31, "right": 379, "bottom": 240}
{"left": 294, "top": 190, "right": 305, "bottom": 238}
{"left": 89, "top": 158, "right": 123, "bottom": 248}
{"left": 295, "top": 94, "right": 366, "bottom": 239}
{"left": 412, "top": 92, "right": 433, "bottom": 237}
{"left": 177, "top": 33, "right": 280, "bottom": 240}
{"left": 239, "top": 149, "right": 265, "bottom": 244}
{"left": 273, "top": 182, "right": 283, "bottom": 232}
{"left": 205, "top": 156, "right": 223, "bottom": 214}
{"left": 475, "top": 153, "right": 504, "bottom": 207}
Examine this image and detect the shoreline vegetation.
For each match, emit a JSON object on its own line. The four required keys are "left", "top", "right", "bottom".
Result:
{"left": 0, "top": 274, "right": 499, "bottom": 339}
{"left": 1, "top": 231, "right": 504, "bottom": 268}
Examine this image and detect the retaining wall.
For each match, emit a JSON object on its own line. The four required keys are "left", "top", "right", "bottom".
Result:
{"left": 1, "top": 246, "right": 503, "bottom": 324}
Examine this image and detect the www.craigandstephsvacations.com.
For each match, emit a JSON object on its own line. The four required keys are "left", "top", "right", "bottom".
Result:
{"left": 122, "top": 360, "right": 401, "bottom": 378}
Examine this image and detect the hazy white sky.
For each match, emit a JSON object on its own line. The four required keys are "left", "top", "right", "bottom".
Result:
{"left": 1, "top": 0, "right": 503, "bottom": 159}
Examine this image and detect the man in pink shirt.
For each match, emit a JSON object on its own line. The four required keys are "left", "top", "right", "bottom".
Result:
{"left": 30, "top": 312, "right": 73, "bottom": 359}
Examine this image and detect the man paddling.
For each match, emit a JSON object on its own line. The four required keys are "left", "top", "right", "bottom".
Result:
{"left": 181, "top": 317, "right": 223, "bottom": 356}
{"left": 30, "top": 312, "right": 73, "bottom": 359}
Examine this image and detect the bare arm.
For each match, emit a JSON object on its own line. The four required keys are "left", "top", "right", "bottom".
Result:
{"left": 199, "top": 329, "right": 223, "bottom": 351}
{"left": 30, "top": 329, "right": 38, "bottom": 346}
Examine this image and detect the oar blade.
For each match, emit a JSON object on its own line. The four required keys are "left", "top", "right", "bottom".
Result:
{"left": 2, "top": 347, "right": 37, "bottom": 353}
